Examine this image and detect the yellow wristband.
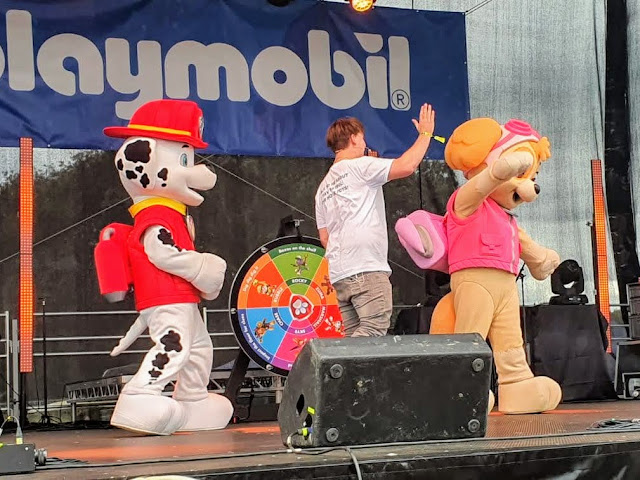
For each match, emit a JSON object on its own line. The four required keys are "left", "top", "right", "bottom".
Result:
{"left": 421, "top": 131, "right": 446, "bottom": 144}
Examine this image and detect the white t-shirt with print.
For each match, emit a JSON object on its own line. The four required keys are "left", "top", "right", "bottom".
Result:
{"left": 315, "top": 155, "right": 393, "bottom": 283}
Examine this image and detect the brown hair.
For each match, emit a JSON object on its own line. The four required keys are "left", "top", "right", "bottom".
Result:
{"left": 326, "top": 117, "right": 364, "bottom": 153}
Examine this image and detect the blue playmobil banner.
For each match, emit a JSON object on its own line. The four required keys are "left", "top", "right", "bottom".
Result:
{"left": 0, "top": 0, "right": 468, "bottom": 158}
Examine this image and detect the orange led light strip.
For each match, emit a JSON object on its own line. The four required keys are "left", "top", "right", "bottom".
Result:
{"left": 19, "top": 137, "right": 34, "bottom": 372}
{"left": 591, "top": 159, "right": 611, "bottom": 353}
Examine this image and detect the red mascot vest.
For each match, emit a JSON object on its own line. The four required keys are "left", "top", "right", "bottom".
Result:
{"left": 128, "top": 204, "right": 200, "bottom": 310}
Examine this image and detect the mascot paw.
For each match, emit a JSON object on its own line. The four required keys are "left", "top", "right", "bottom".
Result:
{"left": 111, "top": 394, "right": 186, "bottom": 435}
{"left": 488, "top": 390, "right": 495, "bottom": 413}
{"left": 529, "top": 249, "right": 561, "bottom": 280}
{"left": 498, "top": 376, "right": 562, "bottom": 414}
{"left": 194, "top": 253, "right": 227, "bottom": 300}
{"left": 492, "top": 151, "right": 534, "bottom": 180}
{"left": 177, "top": 393, "right": 234, "bottom": 431}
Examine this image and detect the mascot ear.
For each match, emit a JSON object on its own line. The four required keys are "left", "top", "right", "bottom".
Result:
{"left": 445, "top": 118, "right": 503, "bottom": 171}
{"left": 534, "top": 136, "right": 551, "bottom": 162}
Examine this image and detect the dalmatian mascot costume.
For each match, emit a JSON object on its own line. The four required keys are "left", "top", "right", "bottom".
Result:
{"left": 95, "top": 99, "right": 233, "bottom": 435}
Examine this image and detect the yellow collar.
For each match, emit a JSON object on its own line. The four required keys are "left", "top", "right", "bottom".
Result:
{"left": 129, "top": 197, "right": 187, "bottom": 218}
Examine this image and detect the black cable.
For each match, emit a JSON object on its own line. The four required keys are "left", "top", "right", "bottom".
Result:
{"left": 18, "top": 358, "right": 62, "bottom": 426}
{"left": 32, "top": 342, "right": 41, "bottom": 418}
{"left": 0, "top": 197, "right": 130, "bottom": 266}
{"left": 0, "top": 370, "right": 47, "bottom": 417}
{"left": 297, "top": 446, "right": 363, "bottom": 480}
{"left": 35, "top": 426, "right": 640, "bottom": 472}
{"left": 45, "top": 456, "right": 87, "bottom": 465}
{"left": 36, "top": 448, "right": 298, "bottom": 470}
{"left": 589, "top": 418, "right": 640, "bottom": 431}
{"left": 465, "top": 0, "right": 499, "bottom": 16}
{"left": 41, "top": 445, "right": 364, "bottom": 479}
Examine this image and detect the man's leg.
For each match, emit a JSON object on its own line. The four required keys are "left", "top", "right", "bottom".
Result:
{"left": 350, "top": 272, "right": 392, "bottom": 337}
{"left": 334, "top": 277, "right": 360, "bottom": 336}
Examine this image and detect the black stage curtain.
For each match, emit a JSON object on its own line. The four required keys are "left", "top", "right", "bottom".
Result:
{"left": 393, "top": 306, "right": 435, "bottom": 335}
{"left": 523, "top": 304, "right": 617, "bottom": 401}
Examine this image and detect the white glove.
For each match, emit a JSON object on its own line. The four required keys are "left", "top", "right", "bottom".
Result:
{"left": 193, "top": 253, "right": 227, "bottom": 300}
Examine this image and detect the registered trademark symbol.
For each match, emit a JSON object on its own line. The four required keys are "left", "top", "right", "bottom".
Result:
{"left": 391, "top": 89, "right": 411, "bottom": 110}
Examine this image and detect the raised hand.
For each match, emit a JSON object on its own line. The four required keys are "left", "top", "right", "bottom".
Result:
{"left": 492, "top": 151, "right": 535, "bottom": 181}
{"left": 412, "top": 103, "right": 436, "bottom": 136}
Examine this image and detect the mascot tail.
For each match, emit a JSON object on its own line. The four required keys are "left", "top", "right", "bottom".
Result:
{"left": 111, "top": 315, "right": 148, "bottom": 356}
{"left": 430, "top": 292, "right": 456, "bottom": 334}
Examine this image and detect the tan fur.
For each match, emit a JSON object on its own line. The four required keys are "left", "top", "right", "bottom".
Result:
{"left": 432, "top": 118, "right": 562, "bottom": 414}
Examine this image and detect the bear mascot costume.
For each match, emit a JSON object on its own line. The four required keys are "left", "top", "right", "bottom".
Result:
{"left": 396, "top": 118, "right": 562, "bottom": 414}
{"left": 95, "top": 99, "right": 233, "bottom": 434}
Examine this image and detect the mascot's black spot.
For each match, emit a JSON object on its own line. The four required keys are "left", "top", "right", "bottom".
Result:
{"left": 140, "top": 173, "right": 150, "bottom": 188}
{"left": 125, "top": 170, "right": 137, "bottom": 179}
{"left": 157, "top": 168, "right": 168, "bottom": 181}
{"left": 135, "top": 165, "right": 143, "bottom": 173}
{"left": 152, "top": 352, "right": 170, "bottom": 370}
{"left": 158, "top": 228, "right": 174, "bottom": 245}
{"left": 161, "top": 330, "right": 182, "bottom": 353}
{"left": 116, "top": 158, "right": 123, "bottom": 171}
{"left": 162, "top": 183, "right": 167, "bottom": 187}
{"left": 158, "top": 228, "right": 182, "bottom": 251}
{"left": 124, "top": 140, "right": 151, "bottom": 164}
{"left": 148, "top": 368, "right": 162, "bottom": 379}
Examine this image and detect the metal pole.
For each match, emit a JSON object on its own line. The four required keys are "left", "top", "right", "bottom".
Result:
{"left": 4, "top": 311, "right": 10, "bottom": 416}
{"left": 19, "top": 371, "right": 26, "bottom": 425}
{"left": 40, "top": 298, "right": 50, "bottom": 424}
{"left": 11, "top": 318, "right": 19, "bottom": 422}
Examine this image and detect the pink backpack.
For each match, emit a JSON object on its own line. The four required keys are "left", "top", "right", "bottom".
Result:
{"left": 395, "top": 210, "right": 449, "bottom": 273}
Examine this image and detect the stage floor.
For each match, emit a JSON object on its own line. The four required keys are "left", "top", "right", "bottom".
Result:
{"left": 7, "top": 401, "right": 640, "bottom": 479}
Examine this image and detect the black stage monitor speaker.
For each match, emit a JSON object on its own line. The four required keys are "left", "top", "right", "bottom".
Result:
{"left": 615, "top": 340, "right": 640, "bottom": 399}
{"left": 278, "top": 333, "right": 492, "bottom": 448}
{"left": 630, "top": 314, "right": 640, "bottom": 340}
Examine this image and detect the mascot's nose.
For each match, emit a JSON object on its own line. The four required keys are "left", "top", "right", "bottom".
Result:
{"left": 534, "top": 184, "right": 541, "bottom": 194}
{"left": 189, "top": 164, "right": 217, "bottom": 191}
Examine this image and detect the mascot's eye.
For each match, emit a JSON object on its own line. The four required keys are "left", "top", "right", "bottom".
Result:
{"left": 180, "top": 153, "right": 188, "bottom": 167}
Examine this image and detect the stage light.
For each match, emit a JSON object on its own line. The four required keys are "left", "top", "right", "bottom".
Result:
{"left": 19, "top": 137, "right": 34, "bottom": 373}
{"left": 348, "top": 0, "right": 376, "bottom": 13}
{"left": 591, "top": 159, "right": 612, "bottom": 352}
{"left": 549, "top": 260, "right": 588, "bottom": 305}
{"left": 267, "top": 0, "right": 294, "bottom": 6}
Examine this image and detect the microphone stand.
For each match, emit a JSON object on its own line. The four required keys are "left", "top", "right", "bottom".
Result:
{"left": 39, "top": 297, "right": 51, "bottom": 425}
{"left": 516, "top": 263, "right": 531, "bottom": 364}
{"left": 516, "top": 263, "right": 526, "bottom": 305}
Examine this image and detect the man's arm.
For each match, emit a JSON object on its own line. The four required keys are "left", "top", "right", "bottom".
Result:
{"left": 318, "top": 227, "right": 329, "bottom": 248}
{"left": 388, "top": 103, "right": 436, "bottom": 181}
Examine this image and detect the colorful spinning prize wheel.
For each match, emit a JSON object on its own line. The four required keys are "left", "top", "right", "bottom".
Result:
{"left": 229, "top": 236, "right": 344, "bottom": 376}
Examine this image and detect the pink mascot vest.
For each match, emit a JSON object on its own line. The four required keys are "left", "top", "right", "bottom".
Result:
{"left": 446, "top": 188, "right": 521, "bottom": 275}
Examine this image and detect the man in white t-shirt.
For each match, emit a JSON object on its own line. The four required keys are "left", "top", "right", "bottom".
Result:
{"left": 315, "top": 104, "right": 436, "bottom": 336}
